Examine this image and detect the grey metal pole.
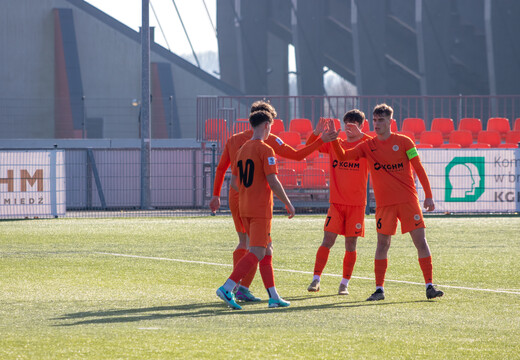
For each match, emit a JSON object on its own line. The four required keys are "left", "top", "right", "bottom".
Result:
{"left": 141, "top": 0, "right": 152, "bottom": 209}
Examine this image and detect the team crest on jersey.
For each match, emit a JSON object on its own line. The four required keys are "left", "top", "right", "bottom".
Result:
{"left": 268, "top": 156, "right": 276, "bottom": 165}
{"left": 275, "top": 138, "right": 284, "bottom": 145}
{"left": 393, "top": 145, "right": 399, "bottom": 151}
{"left": 355, "top": 223, "right": 362, "bottom": 229}
{"left": 414, "top": 214, "right": 421, "bottom": 221}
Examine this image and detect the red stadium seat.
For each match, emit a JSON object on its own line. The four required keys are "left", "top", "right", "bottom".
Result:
{"left": 469, "top": 143, "right": 491, "bottom": 148}
{"left": 477, "top": 130, "right": 501, "bottom": 147}
{"left": 397, "top": 131, "right": 416, "bottom": 143}
{"left": 296, "top": 144, "right": 319, "bottom": 162}
{"left": 505, "top": 131, "right": 520, "bottom": 145}
{"left": 279, "top": 158, "right": 307, "bottom": 175}
{"left": 498, "top": 143, "right": 518, "bottom": 148}
{"left": 431, "top": 118, "right": 454, "bottom": 141}
{"left": 390, "top": 118, "right": 398, "bottom": 132}
{"left": 310, "top": 155, "right": 330, "bottom": 175}
{"left": 486, "top": 117, "right": 510, "bottom": 141}
{"left": 302, "top": 168, "right": 327, "bottom": 189}
{"left": 362, "top": 120, "right": 370, "bottom": 132}
{"left": 448, "top": 130, "right": 473, "bottom": 148}
{"left": 277, "top": 168, "right": 298, "bottom": 189}
{"left": 402, "top": 118, "right": 426, "bottom": 139}
{"left": 514, "top": 118, "right": 520, "bottom": 131}
{"left": 289, "top": 118, "right": 313, "bottom": 140}
{"left": 459, "top": 118, "right": 482, "bottom": 140}
{"left": 419, "top": 131, "right": 444, "bottom": 148}
{"left": 233, "top": 119, "right": 250, "bottom": 133}
{"left": 441, "top": 143, "right": 462, "bottom": 148}
{"left": 271, "top": 119, "right": 285, "bottom": 135}
{"left": 416, "top": 143, "right": 433, "bottom": 148}
{"left": 278, "top": 131, "right": 302, "bottom": 148}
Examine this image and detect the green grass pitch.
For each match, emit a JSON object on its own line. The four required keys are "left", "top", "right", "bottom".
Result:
{"left": 1, "top": 215, "right": 519, "bottom": 359}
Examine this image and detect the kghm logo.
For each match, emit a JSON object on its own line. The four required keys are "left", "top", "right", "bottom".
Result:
{"left": 373, "top": 162, "right": 404, "bottom": 171}
{"left": 445, "top": 157, "right": 485, "bottom": 202}
{"left": 332, "top": 160, "right": 360, "bottom": 169}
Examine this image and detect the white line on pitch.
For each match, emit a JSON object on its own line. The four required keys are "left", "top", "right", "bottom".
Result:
{"left": 94, "top": 252, "right": 520, "bottom": 295}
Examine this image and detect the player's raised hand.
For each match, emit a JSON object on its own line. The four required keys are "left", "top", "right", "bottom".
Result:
{"left": 345, "top": 122, "right": 363, "bottom": 138}
{"left": 286, "top": 203, "right": 296, "bottom": 219}
{"left": 314, "top": 117, "right": 327, "bottom": 135}
{"left": 321, "top": 129, "right": 340, "bottom": 143}
{"left": 424, "top": 198, "right": 435, "bottom": 212}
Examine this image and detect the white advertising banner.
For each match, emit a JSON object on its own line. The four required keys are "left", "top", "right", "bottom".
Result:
{"left": 417, "top": 149, "right": 520, "bottom": 213}
{"left": 0, "top": 150, "right": 66, "bottom": 218}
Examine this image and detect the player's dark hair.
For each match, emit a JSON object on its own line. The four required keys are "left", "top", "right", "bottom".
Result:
{"left": 249, "top": 110, "right": 273, "bottom": 128}
{"left": 343, "top": 109, "right": 365, "bottom": 125}
{"left": 250, "top": 100, "right": 277, "bottom": 118}
{"left": 373, "top": 103, "right": 394, "bottom": 118}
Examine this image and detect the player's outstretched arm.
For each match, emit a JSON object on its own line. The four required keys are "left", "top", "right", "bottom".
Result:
{"left": 410, "top": 156, "right": 435, "bottom": 212}
{"left": 266, "top": 174, "right": 295, "bottom": 219}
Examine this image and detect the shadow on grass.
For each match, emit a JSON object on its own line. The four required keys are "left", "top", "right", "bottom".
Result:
{"left": 53, "top": 295, "right": 434, "bottom": 327}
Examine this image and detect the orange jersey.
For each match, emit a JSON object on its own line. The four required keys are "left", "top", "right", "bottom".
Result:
{"left": 232, "top": 139, "right": 278, "bottom": 218}
{"left": 309, "top": 133, "right": 369, "bottom": 206}
{"left": 333, "top": 133, "right": 428, "bottom": 206}
{"left": 212, "top": 129, "right": 323, "bottom": 196}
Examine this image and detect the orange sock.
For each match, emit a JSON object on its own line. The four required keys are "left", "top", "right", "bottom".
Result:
{"left": 343, "top": 251, "right": 357, "bottom": 279}
{"left": 240, "top": 253, "right": 257, "bottom": 288}
{"left": 374, "top": 258, "right": 388, "bottom": 287}
{"left": 229, "top": 252, "right": 258, "bottom": 284}
{"left": 259, "top": 255, "right": 275, "bottom": 288}
{"left": 418, "top": 256, "right": 433, "bottom": 284}
{"left": 314, "top": 246, "right": 330, "bottom": 276}
{"left": 233, "top": 248, "right": 248, "bottom": 269}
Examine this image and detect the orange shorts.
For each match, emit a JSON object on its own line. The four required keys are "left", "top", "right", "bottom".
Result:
{"left": 241, "top": 217, "right": 272, "bottom": 248}
{"left": 375, "top": 201, "right": 425, "bottom": 235}
{"left": 228, "top": 188, "right": 245, "bottom": 233}
{"left": 324, "top": 203, "right": 365, "bottom": 237}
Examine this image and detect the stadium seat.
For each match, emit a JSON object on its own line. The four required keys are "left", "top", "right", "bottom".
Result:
{"left": 419, "top": 131, "right": 444, "bottom": 148}
{"left": 279, "top": 158, "right": 307, "bottom": 175}
{"left": 477, "top": 130, "right": 501, "bottom": 148}
{"left": 498, "top": 143, "right": 518, "bottom": 148}
{"left": 204, "top": 118, "right": 228, "bottom": 141}
{"left": 397, "top": 131, "right": 416, "bottom": 143}
{"left": 278, "top": 131, "right": 302, "bottom": 148}
{"left": 277, "top": 168, "right": 298, "bottom": 189}
{"left": 271, "top": 119, "right": 285, "bottom": 135}
{"left": 514, "top": 118, "right": 520, "bottom": 131}
{"left": 390, "top": 118, "right": 398, "bottom": 132}
{"left": 505, "top": 131, "right": 520, "bottom": 145}
{"left": 302, "top": 168, "right": 327, "bottom": 189}
{"left": 401, "top": 118, "right": 426, "bottom": 139}
{"left": 416, "top": 143, "right": 433, "bottom": 148}
{"left": 469, "top": 143, "right": 491, "bottom": 148}
{"left": 448, "top": 130, "right": 473, "bottom": 148}
{"left": 486, "top": 117, "right": 510, "bottom": 141}
{"left": 362, "top": 120, "right": 370, "bottom": 132}
{"left": 441, "top": 143, "right": 462, "bottom": 148}
{"left": 310, "top": 156, "right": 330, "bottom": 175}
{"left": 458, "top": 118, "right": 482, "bottom": 140}
{"left": 332, "top": 118, "right": 342, "bottom": 131}
{"left": 431, "top": 118, "right": 454, "bottom": 141}
{"left": 233, "top": 119, "right": 250, "bottom": 133}
{"left": 289, "top": 118, "right": 313, "bottom": 140}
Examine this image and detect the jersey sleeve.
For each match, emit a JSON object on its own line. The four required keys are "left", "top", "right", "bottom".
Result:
{"left": 410, "top": 155, "right": 433, "bottom": 198}
{"left": 212, "top": 143, "right": 231, "bottom": 196}
{"left": 305, "top": 132, "right": 328, "bottom": 153}
{"left": 270, "top": 134, "right": 324, "bottom": 160}
{"left": 331, "top": 139, "right": 364, "bottom": 161}
{"left": 263, "top": 146, "right": 278, "bottom": 176}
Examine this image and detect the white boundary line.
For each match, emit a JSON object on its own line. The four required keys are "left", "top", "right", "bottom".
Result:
{"left": 94, "top": 252, "right": 520, "bottom": 295}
